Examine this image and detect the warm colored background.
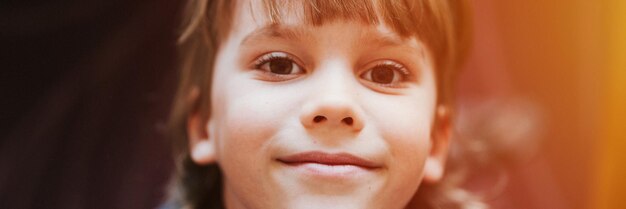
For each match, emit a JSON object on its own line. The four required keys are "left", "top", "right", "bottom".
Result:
{"left": 462, "top": 1, "right": 625, "bottom": 209}
{"left": 596, "top": 0, "right": 626, "bottom": 208}
{"left": 1, "top": 1, "right": 624, "bottom": 209}
{"left": 461, "top": 1, "right": 602, "bottom": 209}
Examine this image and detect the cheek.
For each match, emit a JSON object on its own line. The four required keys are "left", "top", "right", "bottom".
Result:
{"left": 211, "top": 75, "right": 305, "bottom": 164}
{"left": 366, "top": 90, "right": 436, "bottom": 176}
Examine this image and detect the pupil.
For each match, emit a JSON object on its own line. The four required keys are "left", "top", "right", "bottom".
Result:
{"left": 371, "top": 67, "right": 394, "bottom": 84}
{"left": 269, "top": 59, "right": 293, "bottom": 74}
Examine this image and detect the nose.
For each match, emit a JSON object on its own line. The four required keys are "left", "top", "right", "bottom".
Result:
{"left": 300, "top": 59, "right": 364, "bottom": 132}
{"left": 299, "top": 67, "right": 364, "bottom": 132}
{"left": 300, "top": 100, "right": 364, "bottom": 132}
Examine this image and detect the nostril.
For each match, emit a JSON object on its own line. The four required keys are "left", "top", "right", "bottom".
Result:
{"left": 342, "top": 117, "right": 353, "bottom": 126}
{"left": 313, "top": 115, "right": 327, "bottom": 123}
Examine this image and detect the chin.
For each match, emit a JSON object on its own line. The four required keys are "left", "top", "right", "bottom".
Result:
{"left": 284, "top": 195, "right": 375, "bottom": 209}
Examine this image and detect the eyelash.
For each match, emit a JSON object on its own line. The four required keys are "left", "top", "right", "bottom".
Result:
{"left": 251, "top": 52, "right": 413, "bottom": 88}
{"left": 373, "top": 62, "right": 409, "bottom": 75}
{"left": 253, "top": 53, "right": 302, "bottom": 70}
{"left": 361, "top": 60, "right": 412, "bottom": 88}
{"left": 252, "top": 52, "right": 304, "bottom": 81}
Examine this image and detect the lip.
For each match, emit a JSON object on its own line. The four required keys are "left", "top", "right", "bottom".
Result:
{"left": 277, "top": 151, "right": 381, "bottom": 169}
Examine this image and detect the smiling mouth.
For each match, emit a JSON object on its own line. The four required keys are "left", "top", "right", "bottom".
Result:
{"left": 277, "top": 151, "right": 381, "bottom": 169}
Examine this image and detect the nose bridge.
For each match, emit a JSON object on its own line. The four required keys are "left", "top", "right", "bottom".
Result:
{"left": 300, "top": 60, "right": 364, "bottom": 132}
{"left": 316, "top": 59, "right": 357, "bottom": 98}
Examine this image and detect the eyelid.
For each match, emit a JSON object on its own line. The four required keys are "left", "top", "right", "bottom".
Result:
{"left": 252, "top": 51, "right": 304, "bottom": 71}
{"left": 358, "top": 59, "right": 414, "bottom": 89}
{"left": 361, "top": 59, "right": 413, "bottom": 79}
{"left": 371, "top": 60, "right": 410, "bottom": 75}
{"left": 250, "top": 51, "right": 306, "bottom": 82}
{"left": 360, "top": 58, "right": 406, "bottom": 70}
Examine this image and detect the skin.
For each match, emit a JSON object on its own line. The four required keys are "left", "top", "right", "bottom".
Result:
{"left": 188, "top": 1, "right": 451, "bottom": 209}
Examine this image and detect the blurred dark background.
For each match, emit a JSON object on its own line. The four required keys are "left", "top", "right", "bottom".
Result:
{"left": 1, "top": 0, "right": 179, "bottom": 208}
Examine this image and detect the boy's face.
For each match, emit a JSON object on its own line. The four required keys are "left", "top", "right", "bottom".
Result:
{"left": 189, "top": 1, "right": 450, "bottom": 209}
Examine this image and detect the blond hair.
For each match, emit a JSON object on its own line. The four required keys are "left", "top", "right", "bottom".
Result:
{"left": 167, "top": 0, "right": 480, "bottom": 208}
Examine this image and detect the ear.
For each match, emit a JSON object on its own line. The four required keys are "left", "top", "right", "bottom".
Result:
{"left": 187, "top": 87, "right": 217, "bottom": 165}
{"left": 423, "top": 105, "right": 452, "bottom": 183}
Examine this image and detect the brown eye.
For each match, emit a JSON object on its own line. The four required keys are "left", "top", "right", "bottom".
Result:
{"left": 255, "top": 52, "right": 303, "bottom": 75}
{"left": 361, "top": 61, "right": 407, "bottom": 85}
{"left": 370, "top": 66, "right": 395, "bottom": 84}
{"left": 268, "top": 59, "right": 294, "bottom": 74}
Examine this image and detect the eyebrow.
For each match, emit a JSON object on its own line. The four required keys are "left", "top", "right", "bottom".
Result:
{"left": 368, "top": 33, "right": 408, "bottom": 48}
{"left": 365, "top": 32, "right": 424, "bottom": 57}
{"left": 240, "top": 24, "right": 314, "bottom": 46}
